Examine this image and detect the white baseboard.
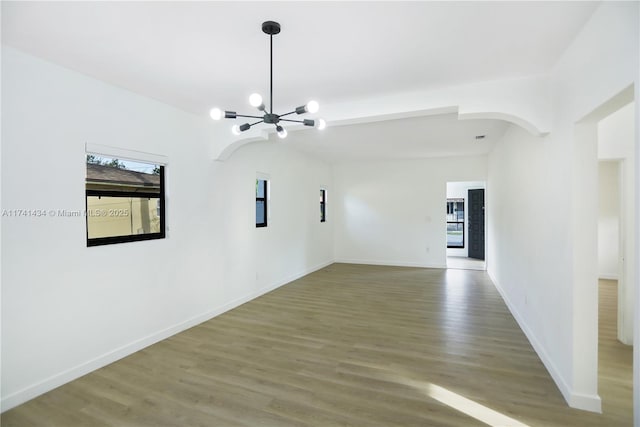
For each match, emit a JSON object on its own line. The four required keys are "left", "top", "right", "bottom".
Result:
{"left": 598, "top": 274, "right": 619, "bottom": 280}
{"left": 487, "top": 270, "right": 602, "bottom": 414}
{"left": 1, "top": 259, "right": 334, "bottom": 412}
{"left": 568, "top": 391, "right": 603, "bottom": 413}
{"left": 335, "top": 258, "right": 447, "bottom": 269}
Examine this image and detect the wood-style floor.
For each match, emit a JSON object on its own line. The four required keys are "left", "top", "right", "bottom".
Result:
{"left": 2, "top": 264, "right": 633, "bottom": 426}
{"left": 598, "top": 279, "right": 634, "bottom": 425}
{"left": 446, "top": 256, "right": 486, "bottom": 271}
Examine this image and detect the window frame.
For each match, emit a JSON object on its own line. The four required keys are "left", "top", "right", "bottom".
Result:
{"left": 256, "top": 178, "right": 268, "bottom": 228}
{"left": 86, "top": 165, "right": 166, "bottom": 247}
{"left": 320, "top": 189, "right": 326, "bottom": 223}
{"left": 446, "top": 198, "right": 464, "bottom": 249}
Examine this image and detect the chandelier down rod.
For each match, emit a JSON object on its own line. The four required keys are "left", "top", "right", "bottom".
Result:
{"left": 209, "top": 21, "right": 326, "bottom": 138}
{"left": 269, "top": 21, "right": 274, "bottom": 114}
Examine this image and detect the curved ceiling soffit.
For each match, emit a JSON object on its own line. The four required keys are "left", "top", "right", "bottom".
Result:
{"left": 457, "top": 111, "right": 550, "bottom": 137}
{"left": 214, "top": 105, "right": 550, "bottom": 161}
{"left": 213, "top": 109, "right": 455, "bottom": 161}
{"left": 215, "top": 129, "right": 272, "bottom": 162}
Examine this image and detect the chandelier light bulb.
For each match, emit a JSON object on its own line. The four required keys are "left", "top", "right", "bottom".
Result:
{"left": 306, "top": 100, "right": 319, "bottom": 114}
{"left": 232, "top": 124, "right": 241, "bottom": 135}
{"left": 317, "top": 118, "right": 326, "bottom": 130}
{"left": 249, "top": 93, "right": 263, "bottom": 108}
{"left": 210, "top": 108, "right": 223, "bottom": 120}
{"left": 276, "top": 126, "right": 288, "bottom": 139}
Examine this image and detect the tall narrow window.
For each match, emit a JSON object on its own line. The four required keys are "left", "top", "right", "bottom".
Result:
{"left": 320, "top": 189, "right": 326, "bottom": 222}
{"left": 86, "top": 155, "right": 165, "bottom": 246}
{"left": 446, "top": 198, "right": 464, "bottom": 248}
{"left": 256, "top": 179, "right": 267, "bottom": 227}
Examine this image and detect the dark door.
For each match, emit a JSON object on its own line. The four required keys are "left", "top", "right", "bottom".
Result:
{"left": 468, "top": 189, "right": 485, "bottom": 260}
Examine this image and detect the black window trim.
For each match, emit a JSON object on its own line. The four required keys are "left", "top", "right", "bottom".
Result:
{"left": 256, "top": 179, "right": 267, "bottom": 228}
{"left": 320, "top": 188, "right": 326, "bottom": 223}
{"left": 86, "top": 165, "right": 165, "bottom": 247}
{"left": 446, "top": 198, "right": 464, "bottom": 249}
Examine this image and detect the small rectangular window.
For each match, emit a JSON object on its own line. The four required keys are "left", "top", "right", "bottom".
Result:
{"left": 320, "top": 189, "right": 326, "bottom": 222}
{"left": 446, "top": 198, "right": 464, "bottom": 248}
{"left": 256, "top": 179, "right": 267, "bottom": 227}
{"left": 86, "top": 155, "right": 165, "bottom": 246}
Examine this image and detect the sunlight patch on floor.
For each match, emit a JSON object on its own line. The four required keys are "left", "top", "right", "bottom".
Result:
{"left": 362, "top": 364, "right": 530, "bottom": 427}
{"left": 426, "top": 383, "right": 530, "bottom": 427}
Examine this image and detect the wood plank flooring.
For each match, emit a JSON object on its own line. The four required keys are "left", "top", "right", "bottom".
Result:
{"left": 598, "top": 279, "right": 634, "bottom": 426}
{"left": 446, "top": 256, "right": 486, "bottom": 271}
{"left": 2, "top": 264, "right": 633, "bottom": 426}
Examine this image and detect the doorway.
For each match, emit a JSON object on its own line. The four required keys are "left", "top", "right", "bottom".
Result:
{"left": 574, "top": 87, "right": 635, "bottom": 418}
{"left": 595, "top": 101, "right": 635, "bottom": 420}
{"left": 446, "top": 181, "right": 486, "bottom": 271}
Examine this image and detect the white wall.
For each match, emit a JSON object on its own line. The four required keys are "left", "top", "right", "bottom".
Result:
{"left": 212, "top": 141, "right": 334, "bottom": 300}
{"left": 1, "top": 47, "right": 333, "bottom": 410}
{"left": 488, "top": 124, "right": 577, "bottom": 402}
{"left": 334, "top": 156, "right": 487, "bottom": 268}
{"left": 487, "top": 2, "right": 638, "bottom": 413}
{"left": 597, "top": 161, "right": 620, "bottom": 280}
{"left": 446, "top": 181, "right": 485, "bottom": 258}
{"left": 635, "top": 19, "right": 640, "bottom": 424}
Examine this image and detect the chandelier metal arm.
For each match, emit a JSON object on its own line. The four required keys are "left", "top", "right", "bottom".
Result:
{"left": 235, "top": 114, "right": 265, "bottom": 120}
{"left": 279, "top": 111, "right": 296, "bottom": 118}
{"left": 282, "top": 118, "right": 316, "bottom": 127}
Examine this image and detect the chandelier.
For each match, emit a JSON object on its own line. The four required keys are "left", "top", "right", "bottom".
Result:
{"left": 209, "top": 21, "right": 326, "bottom": 138}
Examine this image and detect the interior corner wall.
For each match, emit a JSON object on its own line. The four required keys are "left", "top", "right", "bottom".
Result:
{"left": 488, "top": 2, "right": 638, "bottom": 413}
{"left": 1, "top": 47, "right": 334, "bottom": 411}
{"left": 333, "top": 156, "right": 487, "bottom": 268}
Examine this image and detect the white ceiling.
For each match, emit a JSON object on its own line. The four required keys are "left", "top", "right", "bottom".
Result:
{"left": 277, "top": 113, "right": 509, "bottom": 162}
{"left": 2, "top": 1, "right": 598, "bottom": 160}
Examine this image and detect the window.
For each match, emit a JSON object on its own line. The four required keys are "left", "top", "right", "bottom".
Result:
{"left": 446, "top": 198, "right": 464, "bottom": 248}
{"left": 256, "top": 179, "right": 267, "bottom": 227}
{"left": 86, "top": 155, "right": 165, "bottom": 246}
{"left": 320, "top": 189, "right": 326, "bottom": 222}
